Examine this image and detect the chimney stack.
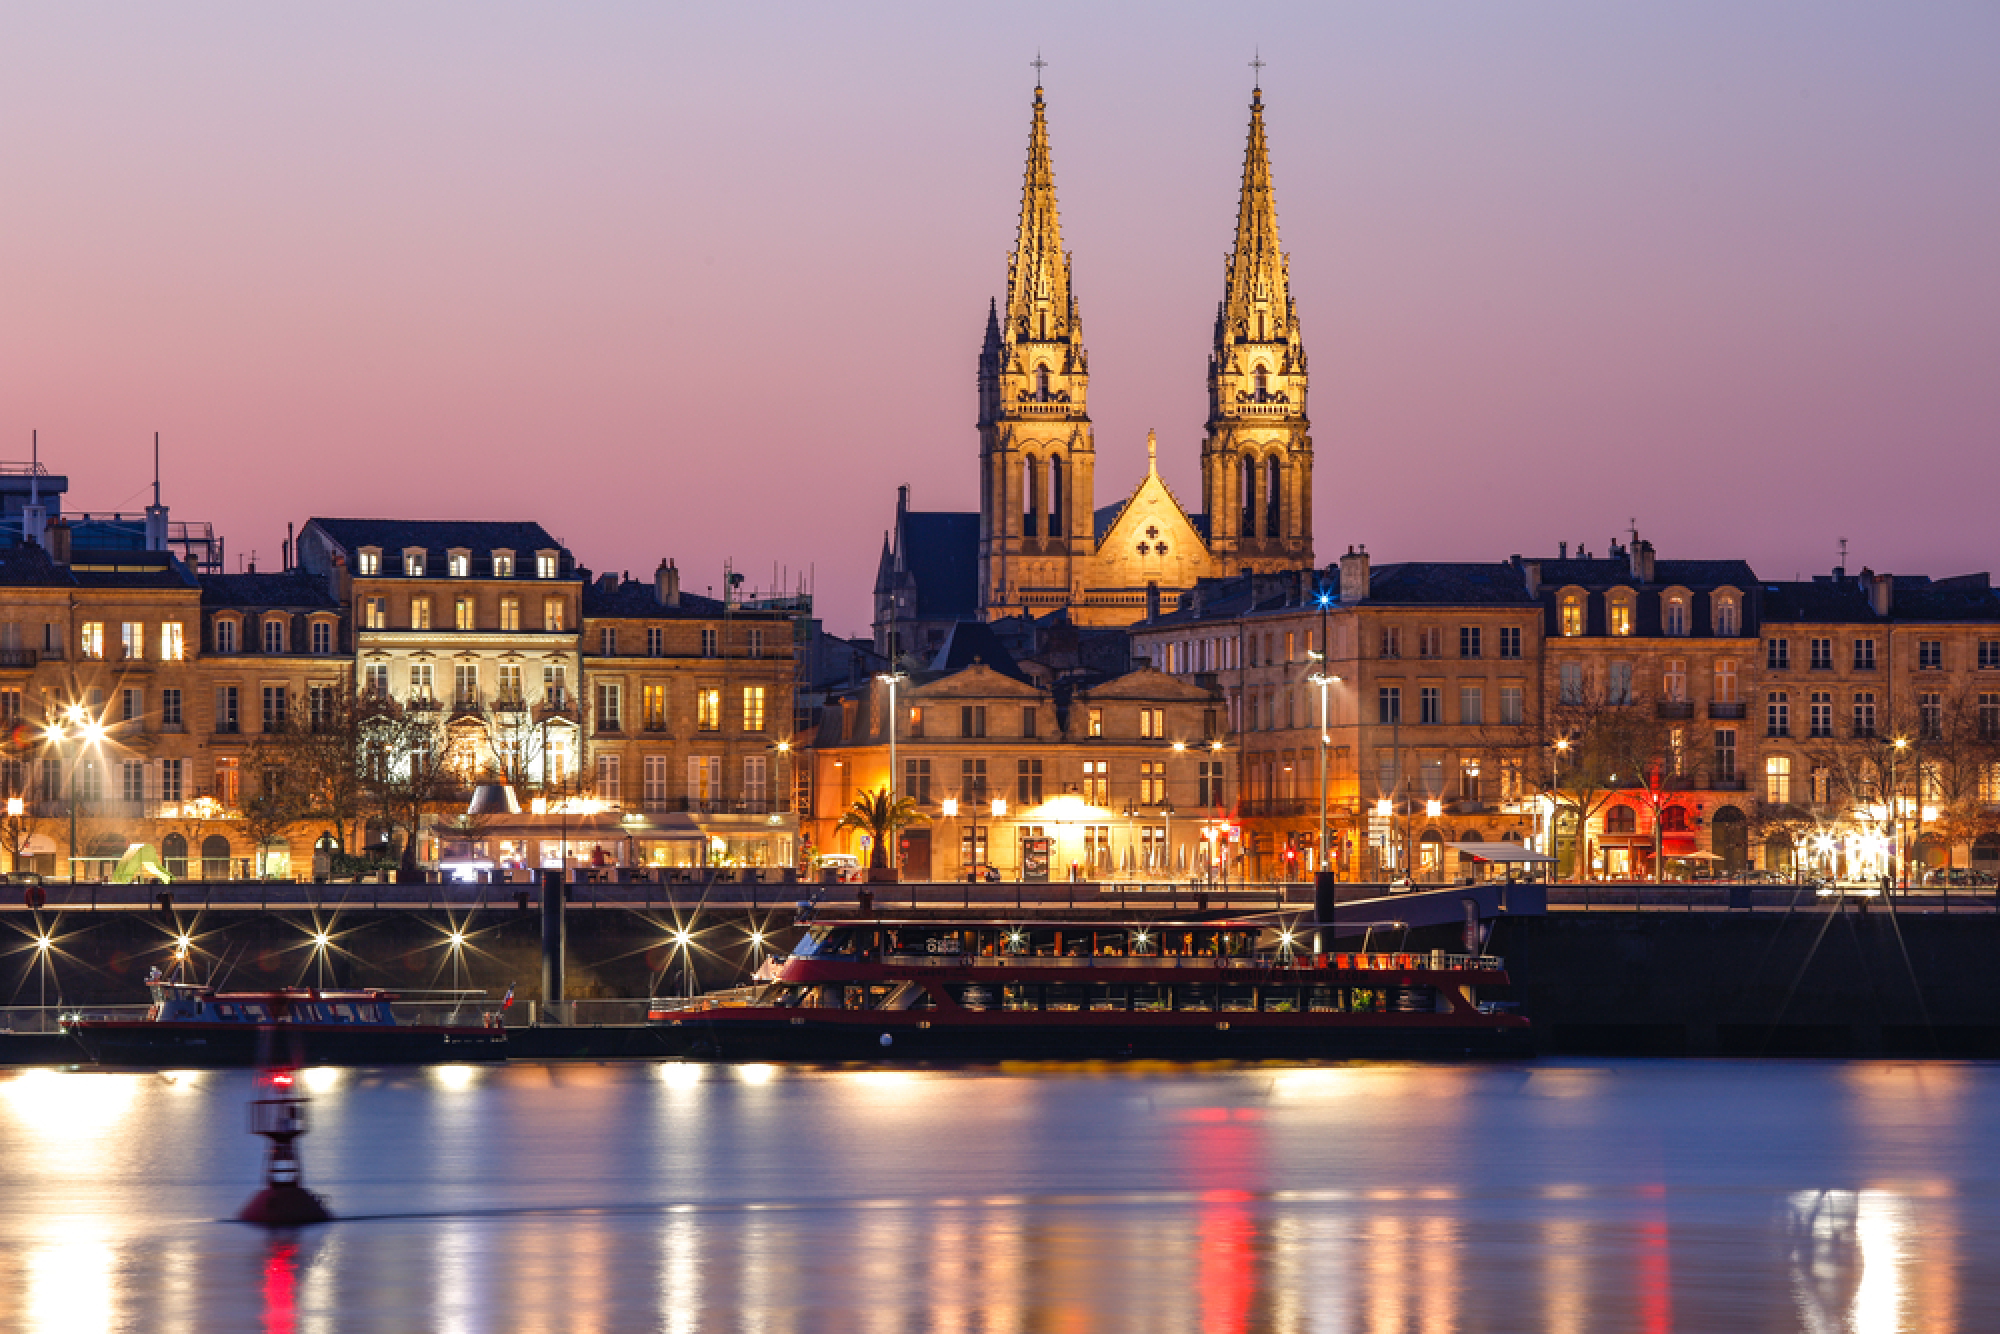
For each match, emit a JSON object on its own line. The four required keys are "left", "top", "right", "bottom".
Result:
{"left": 46, "top": 518, "right": 71, "bottom": 566}
{"left": 1145, "top": 581, "right": 1161, "bottom": 622}
{"left": 1629, "top": 538, "right": 1656, "bottom": 584}
{"left": 656, "top": 559, "right": 681, "bottom": 609}
{"left": 1339, "top": 545, "right": 1371, "bottom": 604}
{"left": 1868, "top": 571, "right": 1893, "bottom": 618}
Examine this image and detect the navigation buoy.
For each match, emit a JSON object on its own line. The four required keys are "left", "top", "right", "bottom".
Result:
{"left": 238, "top": 1069, "right": 333, "bottom": 1226}
{"left": 879, "top": 1033, "right": 892, "bottom": 1048}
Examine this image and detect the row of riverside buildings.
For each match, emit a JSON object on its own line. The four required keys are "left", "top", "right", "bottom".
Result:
{"left": 0, "top": 464, "right": 803, "bottom": 879}
{"left": 12, "top": 83, "right": 1999, "bottom": 884}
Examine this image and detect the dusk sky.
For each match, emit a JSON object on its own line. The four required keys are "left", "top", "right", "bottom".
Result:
{"left": 4, "top": 3, "right": 1996, "bottom": 632}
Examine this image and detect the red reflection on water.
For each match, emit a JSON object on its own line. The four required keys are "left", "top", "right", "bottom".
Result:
{"left": 262, "top": 1238, "right": 298, "bottom": 1334}
{"left": 1637, "top": 1185, "right": 1672, "bottom": 1334}
{"left": 1184, "top": 1119, "right": 1264, "bottom": 1334}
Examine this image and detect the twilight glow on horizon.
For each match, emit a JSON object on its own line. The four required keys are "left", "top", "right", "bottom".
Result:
{"left": 3, "top": 3, "right": 1996, "bottom": 631}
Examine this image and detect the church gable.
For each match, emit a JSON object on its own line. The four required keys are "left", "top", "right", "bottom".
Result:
{"left": 1091, "top": 444, "right": 1213, "bottom": 592}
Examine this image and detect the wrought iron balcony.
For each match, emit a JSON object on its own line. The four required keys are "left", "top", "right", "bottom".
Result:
{"left": 1708, "top": 701, "right": 1747, "bottom": 719}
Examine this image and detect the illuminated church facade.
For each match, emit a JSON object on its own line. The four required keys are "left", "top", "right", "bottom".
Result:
{"left": 874, "top": 82, "right": 1315, "bottom": 658}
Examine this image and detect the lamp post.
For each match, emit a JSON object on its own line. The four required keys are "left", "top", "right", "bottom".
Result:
{"left": 876, "top": 673, "right": 907, "bottom": 807}
{"left": 773, "top": 739, "right": 794, "bottom": 866}
{"left": 1887, "top": 737, "right": 1909, "bottom": 890}
{"left": 990, "top": 796, "right": 1007, "bottom": 878}
{"left": 941, "top": 797, "right": 960, "bottom": 878}
{"left": 1308, "top": 656, "right": 1340, "bottom": 874}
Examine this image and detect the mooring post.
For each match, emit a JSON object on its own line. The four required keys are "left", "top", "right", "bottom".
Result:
{"left": 1312, "top": 871, "right": 1337, "bottom": 955}
{"left": 540, "top": 867, "right": 565, "bottom": 1025}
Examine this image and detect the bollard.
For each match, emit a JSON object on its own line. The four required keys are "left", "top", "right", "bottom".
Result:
{"left": 540, "top": 868, "right": 565, "bottom": 1024}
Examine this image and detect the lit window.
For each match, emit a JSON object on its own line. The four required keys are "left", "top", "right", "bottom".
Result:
{"left": 160, "top": 623, "right": 185, "bottom": 661}
{"left": 364, "top": 598, "right": 386, "bottom": 631}
{"left": 410, "top": 597, "right": 431, "bottom": 630}
{"left": 403, "top": 549, "right": 425, "bottom": 577}
{"left": 448, "top": 551, "right": 470, "bottom": 578}
{"left": 697, "top": 688, "right": 720, "bottom": 732}
{"left": 1088, "top": 708, "right": 1102, "bottom": 737}
{"left": 1765, "top": 756, "right": 1792, "bottom": 804}
{"left": 500, "top": 598, "right": 520, "bottom": 631}
{"left": 121, "top": 622, "right": 145, "bottom": 660}
{"left": 1560, "top": 596, "right": 1583, "bottom": 637}
{"left": 536, "top": 552, "right": 558, "bottom": 579}
{"left": 1713, "top": 595, "right": 1739, "bottom": 637}
{"left": 80, "top": 622, "right": 105, "bottom": 659}
{"left": 455, "top": 599, "right": 474, "bottom": 631}
{"left": 543, "top": 597, "right": 564, "bottom": 632}
{"left": 742, "top": 686, "right": 766, "bottom": 731}
{"left": 1608, "top": 596, "right": 1633, "bottom": 637}
{"left": 492, "top": 550, "right": 514, "bottom": 577}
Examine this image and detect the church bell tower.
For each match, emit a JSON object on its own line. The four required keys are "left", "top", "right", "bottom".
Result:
{"left": 1202, "top": 86, "right": 1312, "bottom": 569}
{"left": 978, "top": 82, "right": 1096, "bottom": 620}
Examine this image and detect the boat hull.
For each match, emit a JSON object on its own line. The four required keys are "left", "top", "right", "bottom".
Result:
{"left": 652, "top": 1010, "right": 1533, "bottom": 1062}
{"left": 64, "top": 1021, "right": 508, "bottom": 1068}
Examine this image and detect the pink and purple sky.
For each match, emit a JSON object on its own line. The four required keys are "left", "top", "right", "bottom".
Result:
{"left": 4, "top": 3, "right": 1997, "bottom": 632}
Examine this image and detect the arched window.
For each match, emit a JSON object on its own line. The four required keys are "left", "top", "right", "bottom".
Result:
{"left": 1240, "top": 453, "right": 1259, "bottom": 537}
{"left": 201, "top": 834, "right": 233, "bottom": 881}
{"left": 1265, "top": 457, "right": 1282, "bottom": 540}
{"left": 162, "top": 832, "right": 189, "bottom": 879}
{"left": 1608, "top": 590, "right": 1634, "bottom": 636}
{"left": 1034, "top": 365, "right": 1050, "bottom": 398}
{"left": 1022, "top": 456, "right": 1040, "bottom": 536}
{"left": 1660, "top": 805, "right": 1690, "bottom": 833}
{"left": 1560, "top": 594, "right": 1584, "bottom": 637}
{"left": 1047, "top": 456, "right": 1063, "bottom": 535}
{"left": 1714, "top": 593, "right": 1740, "bottom": 637}
{"left": 1663, "top": 594, "right": 1688, "bottom": 636}
{"left": 1252, "top": 364, "right": 1268, "bottom": 397}
{"left": 1604, "top": 805, "right": 1637, "bottom": 835}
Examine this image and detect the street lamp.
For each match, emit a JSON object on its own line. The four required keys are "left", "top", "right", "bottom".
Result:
{"left": 1307, "top": 654, "right": 1341, "bottom": 874}
{"left": 990, "top": 796, "right": 1007, "bottom": 879}
{"left": 941, "top": 797, "right": 959, "bottom": 877}
{"left": 876, "top": 673, "right": 907, "bottom": 806}
{"left": 1887, "top": 737, "right": 1910, "bottom": 890}
{"left": 46, "top": 704, "right": 107, "bottom": 884}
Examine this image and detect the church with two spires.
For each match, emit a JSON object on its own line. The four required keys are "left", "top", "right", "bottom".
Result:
{"left": 873, "top": 82, "right": 1315, "bottom": 660}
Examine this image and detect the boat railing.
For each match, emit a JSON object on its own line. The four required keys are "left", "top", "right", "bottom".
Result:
{"left": 872, "top": 951, "right": 1506, "bottom": 973}
{"left": 10, "top": 1003, "right": 151, "bottom": 1033}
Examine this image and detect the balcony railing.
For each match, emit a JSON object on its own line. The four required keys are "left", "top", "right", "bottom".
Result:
{"left": 1708, "top": 701, "right": 1747, "bottom": 719}
{"left": 638, "top": 797, "right": 789, "bottom": 817}
{"left": 0, "top": 649, "right": 38, "bottom": 668}
{"left": 1656, "top": 701, "right": 1694, "bottom": 719}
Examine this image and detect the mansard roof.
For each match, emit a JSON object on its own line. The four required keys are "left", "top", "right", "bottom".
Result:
{"left": 1362, "top": 562, "right": 1539, "bottom": 606}
{"left": 303, "top": 518, "right": 574, "bottom": 576}
{"left": 1533, "top": 557, "right": 1757, "bottom": 591}
{"left": 201, "top": 569, "right": 340, "bottom": 609}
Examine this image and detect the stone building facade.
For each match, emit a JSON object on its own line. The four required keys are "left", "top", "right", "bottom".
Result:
{"left": 805, "top": 661, "right": 1225, "bottom": 881}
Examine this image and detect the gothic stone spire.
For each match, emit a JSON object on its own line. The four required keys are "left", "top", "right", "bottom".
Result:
{"left": 1005, "top": 85, "right": 1083, "bottom": 356}
{"left": 1217, "top": 88, "right": 1298, "bottom": 356}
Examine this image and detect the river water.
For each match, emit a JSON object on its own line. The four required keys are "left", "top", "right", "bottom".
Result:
{"left": 0, "top": 1058, "right": 1994, "bottom": 1332}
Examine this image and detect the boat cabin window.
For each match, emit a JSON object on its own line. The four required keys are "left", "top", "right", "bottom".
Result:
{"left": 885, "top": 928, "right": 965, "bottom": 957}
{"left": 794, "top": 927, "right": 877, "bottom": 959}
{"left": 241, "top": 1004, "right": 271, "bottom": 1021}
{"left": 215, "top": 1004, "right": 237, "bottom": 1020}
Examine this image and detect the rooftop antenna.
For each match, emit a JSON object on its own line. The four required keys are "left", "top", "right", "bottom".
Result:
{"left": 154, "top": 431, "right": 161, "bottom": 508}
{"left": 29, "top": 430, "right": 38, "bottom": 505}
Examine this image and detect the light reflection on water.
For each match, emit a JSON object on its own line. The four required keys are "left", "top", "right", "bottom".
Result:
{"left": 0, "top": 1060, "right": 1996, "bottom": 1332}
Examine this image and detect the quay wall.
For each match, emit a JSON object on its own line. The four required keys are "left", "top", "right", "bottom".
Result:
{"left": 7, "top": 885, "right": 2000, "bottom": 1058}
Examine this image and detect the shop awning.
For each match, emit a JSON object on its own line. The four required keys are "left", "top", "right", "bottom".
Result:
{"left": 1448, "top": 841, "right": 1554, "bottom": 864}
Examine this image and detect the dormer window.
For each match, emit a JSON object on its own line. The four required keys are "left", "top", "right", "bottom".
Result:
{"left": 1559, "top": 594, "right": 1584, "bottom": 638}
{"left": 492, "top": 550, "right": 515, "bottom": 577}
{"left": 357, "top": 548, "right": 381, "bottom": 576}
{"left": 448, "top": 549, "right": 470, "bottom": 578}
{"left": 1714, "top": 593, "right": 1740, "bottom": 638}
{"left": 536, "top": 551, "right": 558, "bottom": 579}
{"left": 1608, "top": 590, "right": 1634, "bottom": 637}
{"left": 403, "top": 548, "right": 426, "bottom": 577}
{"left": 1664, "top": 594, "right": 1688, "bottom": 637}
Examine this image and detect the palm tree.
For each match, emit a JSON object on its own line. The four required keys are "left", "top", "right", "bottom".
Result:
{"left": 834, "top": 787, "right": 927, "bottom": 870}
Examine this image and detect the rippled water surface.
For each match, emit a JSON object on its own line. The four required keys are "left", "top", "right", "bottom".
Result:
{"left": 1, "top": 1058, "right": 1996, "bottom": 1332}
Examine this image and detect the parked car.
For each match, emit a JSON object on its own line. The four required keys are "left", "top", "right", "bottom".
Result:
{"left": 815, "top": 853, "right": 864, "bottom": 883}
{"left": 2, "top": 871, "right": 45, "bottom": 885}
{"left": 1921, "top": 867, "right": 1996, "bottom": 888}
